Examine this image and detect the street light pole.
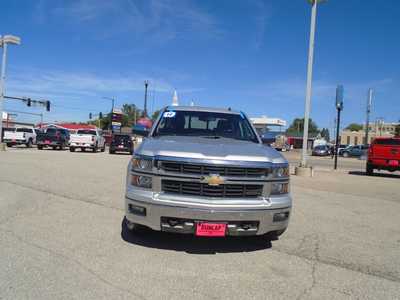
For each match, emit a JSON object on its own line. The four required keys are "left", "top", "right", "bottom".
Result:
{"left": 144, "top": 80, "right": 149, "bottom": 118}
{"left": 365, "top": 89, "right": 373, "bottom": 146}
{"left": 0, "top": 40, "right": 8, "bottom": 144}
{"left": 300, "top": 0, "right": 321, "bottom": 167}
{"left": 0, "top": 35, "right": 21, "bottom": 148}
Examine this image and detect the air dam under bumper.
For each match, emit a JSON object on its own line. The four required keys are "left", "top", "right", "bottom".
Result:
{"left": 125, "top": 195, "right": 291, "bottom": 236}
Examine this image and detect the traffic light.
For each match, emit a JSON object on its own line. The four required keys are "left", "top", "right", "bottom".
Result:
{"left": 89, "top": 113, "right": 92, "bottom": 119}
{"left": 99, "top": 112, "right": 103, "bottom": 119}
{"left": 46, "top": 101, "right": 50, "bottom": 112}
{"left": 27, "top": 98, "right": 31, "bottom": 107}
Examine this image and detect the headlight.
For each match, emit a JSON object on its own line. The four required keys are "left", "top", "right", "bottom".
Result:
{"left": 131, "top": 156, "right": 153, "bottom": 171}
{"left": 131, "top": 175, "right": 152, "bottom": 189}
{"left": 271, "top": 182, "right": 289, "bottom": 195}
{"left": 272, "top": 166, "right": 289, "bottom": 178}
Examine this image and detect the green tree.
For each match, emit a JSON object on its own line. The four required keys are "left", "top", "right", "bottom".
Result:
{"left": 345, "top": 123, "right": 363, "bottom": 131}
{"left": 122, "top": 104, "right": 141, "bottom": 127}
{"left": 286, "top": 118, "right": 319, "bottom": 136}
{"left": 320, "top": 128, "right": 330, "bottom": 141}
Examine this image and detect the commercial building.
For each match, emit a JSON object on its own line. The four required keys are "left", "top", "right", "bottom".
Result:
{"left": 250, "top": 116, "right": 286, "bottom": 133}
{"left": 340, "top": 121, "right": 399, "bottom": 145}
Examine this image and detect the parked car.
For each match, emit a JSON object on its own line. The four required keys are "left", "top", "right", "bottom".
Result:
{"left": 312, "top": 145, "right": 331, "bottom": 156}
{"left": 125, "top": 106, "right": 291, "bottom": 240}
{"left": 37, "top": 128, "right": 70, "bottom": 150}
{"left": 69, "top": 128, "right": 105, "bottom": 152}
{"left": 366, "top": 137, "right": 400, "bottom": 175}
{"left": 341, "top": 145, "right": 368, "bottom": 158}
{"left": 109, "top": 134, "right": 133, "bottom": 154}
{"left": 337, "top": 144, "right": 348, "bottom": 154}
{"left": 3, "top": 127, "right": 36, "bottom": 148}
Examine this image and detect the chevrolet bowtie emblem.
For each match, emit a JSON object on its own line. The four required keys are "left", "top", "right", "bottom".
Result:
{"left": 200, "top": 174, "right": 225, "bottom": 186}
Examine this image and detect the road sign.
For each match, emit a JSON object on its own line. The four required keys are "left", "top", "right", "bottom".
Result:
{"left": 336, "top": 85, "right": 344, "bottom": 111}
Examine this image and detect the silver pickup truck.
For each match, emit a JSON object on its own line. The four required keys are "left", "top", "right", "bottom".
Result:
{"left": 125, "top": 106, "right": 291, "bottom": 239}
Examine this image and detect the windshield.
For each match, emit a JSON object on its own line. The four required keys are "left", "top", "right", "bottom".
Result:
{"left": 46, "top": 128, "right": 57, "bottom": 135}
{"left": 153, "top": 110, "right": 259, "bottom": 143}
{"left": 77, "top": 130, "right": 96, "bottom": 135}
{"left": 16, "top": 128, "right": 32, "bottom": 133}
{"left": 315, "top": 145, "right": 327, "bottom": 150}
{"left": 374, "top": 139, "right": 400, "bottom": 145}
{"left": 113, "top": 135, "right": 131, "bottom": 143}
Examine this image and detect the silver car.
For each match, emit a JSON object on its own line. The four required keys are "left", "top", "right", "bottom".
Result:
{"left": 125, "top": 106, "right": 291, "bottom": 239}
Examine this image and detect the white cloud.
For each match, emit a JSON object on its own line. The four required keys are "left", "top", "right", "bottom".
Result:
{"left": 47, "top": 0, "right": 222, "bottom": 42}
{"left": 7, "top": 69, "right": 175, "bottom": 98}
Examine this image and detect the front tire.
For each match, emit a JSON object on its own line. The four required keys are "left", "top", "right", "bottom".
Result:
{"left": 366, "top": 163, "right": 374, "bottom": 176}
{"left": 26, "top": 139, "right": 33, "bottom": 148}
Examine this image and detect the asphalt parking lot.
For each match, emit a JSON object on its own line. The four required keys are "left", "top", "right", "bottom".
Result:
{"left": 0, "top": 148, "right": 399, "bottom": 299}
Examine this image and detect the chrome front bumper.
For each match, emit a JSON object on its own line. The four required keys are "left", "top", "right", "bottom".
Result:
{"left": 125, "top": 188, "right": 291, "bottom": 236}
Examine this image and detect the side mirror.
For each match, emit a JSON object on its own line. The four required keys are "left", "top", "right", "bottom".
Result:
{"left": 132, "top": 125, "right": 150, "bottom": 137}
{"left": 261, "top": 136, "right": 275, "bottom": 145}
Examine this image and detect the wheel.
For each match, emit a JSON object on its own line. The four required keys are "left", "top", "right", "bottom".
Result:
{"left": 52, "top": 146, "right": 57, "bottom": 150}
{"left": 26, "top": 139, "right": 33, "bottom": 148}
{"left": 59, "top": 143, "right": 65, "bottom": 151}
{"left": 37, "top": 145, "right": 43, "bottom": 150}
{"left": 69, "top": 147, "right": 75, "bottom": 152}
{"left": 6, "top": 143, "right": 12, "bottom": 148}
{"left": 366, "top": 163, "right": 374, "bottom": 176}
{"left": 343, "top": 152, "right": 349, "bottom": 158}
{"left": 109, "top": 149, "right": 115, "bottom": 154}
{"left": 92, "top": 147, "right": 97, "bottom": 153}
{"left": 123, "top": 217, "right": 148, "bottom": 234}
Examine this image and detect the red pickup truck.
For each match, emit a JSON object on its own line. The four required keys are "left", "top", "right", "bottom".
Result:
{"left": 366, "top": 137, "right": 400, "bottom": 175}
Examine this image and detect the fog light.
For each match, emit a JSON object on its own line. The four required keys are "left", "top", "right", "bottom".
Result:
{"left": 273, "top": 212, "right": 289, "bottom": 222}
{"left": 128, "top": 204, "right": 146, "bottom": 216}
{"left": 131, "top": 175, "right": 152, "bottom": 189}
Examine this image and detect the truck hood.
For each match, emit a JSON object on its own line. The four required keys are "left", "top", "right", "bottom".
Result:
{"left": 137, "top": 136, "right": 287, "bottom": 164}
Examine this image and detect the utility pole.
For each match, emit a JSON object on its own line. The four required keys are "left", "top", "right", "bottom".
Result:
{"left": 365, "top": 89, "right": 373, "bottom": 146}
{"left": 144, "top": 80, "right": 149, "bottom": 117}
{"left": 300, "top": 0, "right": 323, "bottom": 168}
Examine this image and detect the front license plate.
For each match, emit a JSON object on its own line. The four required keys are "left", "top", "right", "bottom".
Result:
{"left": 45, "top": 140, "right": 50, "bottom": 144}
{"left": 389, "top": 160, "right": 399, "bottom": 166}
{"left": 196, "top": 222, "right": 226, "bottom": 237}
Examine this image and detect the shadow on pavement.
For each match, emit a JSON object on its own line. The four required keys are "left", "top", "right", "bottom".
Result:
{"left": 121, "top": 219, "right": 273, "bottom": 254}
{"left": 349, "top": 171, "right": 400, "bottom": 179}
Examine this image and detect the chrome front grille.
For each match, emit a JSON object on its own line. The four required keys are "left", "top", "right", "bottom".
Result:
{"left": 160, "top": 161, "right": 268, "bottom": 177}
{"left": 162, "top": 180, "right": 263, "bottom": 198}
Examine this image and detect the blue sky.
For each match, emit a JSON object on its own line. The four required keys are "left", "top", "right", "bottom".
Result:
{"left": 1, "top": 0, "right": 399, "bottom": 132}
